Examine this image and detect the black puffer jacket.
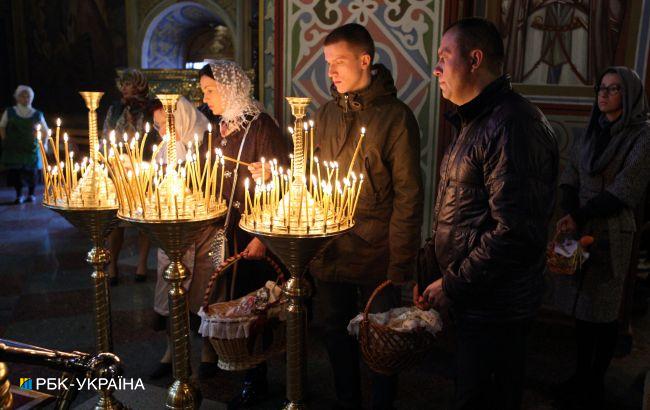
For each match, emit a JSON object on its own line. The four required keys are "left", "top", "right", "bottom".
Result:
{"left": 430, "top": 75, "right": 558, "bottom": 322}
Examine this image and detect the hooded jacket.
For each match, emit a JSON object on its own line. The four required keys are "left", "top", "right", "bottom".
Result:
{"left": 310, "top": 64, "right": 424, "bottom": 285}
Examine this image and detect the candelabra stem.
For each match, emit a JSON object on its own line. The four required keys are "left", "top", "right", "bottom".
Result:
{"left": 0, "top": 362, "right": 12, "bottom": 409}
{"left": 87, "top": 244, "right": 124, "bottom": 410}
{"left": 283, "top": 275, "right": 309, "bottom": 410}
{"left": 164, "top": 259, "right": 198, "bottom": 409}
{"left": 88, "top": 245, "right": 112, "bottom": 353}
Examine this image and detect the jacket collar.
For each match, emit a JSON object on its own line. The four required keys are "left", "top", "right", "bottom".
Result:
{"left": 331, "top": 64, "right": 397, "bottom": 112}
{"left": 446, "top": 75, "right": 513, "bottom": 129}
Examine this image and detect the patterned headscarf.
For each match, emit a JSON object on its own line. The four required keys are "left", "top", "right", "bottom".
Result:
{"left": 207, "top": 60, "right": 263, "bottom": 134}
{"left": 116, "top": 68, "right": 149, "bottom": 99}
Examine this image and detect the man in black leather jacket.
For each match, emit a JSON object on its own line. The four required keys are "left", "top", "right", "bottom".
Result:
{"left": 416, "top": 18, "right": 559, "bottom": 410}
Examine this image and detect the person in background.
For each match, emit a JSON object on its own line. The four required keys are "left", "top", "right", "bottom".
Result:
{"left": 102, "top": 68, "right": 157, "bottom": 285}
{"left": 555, "top": 66, "right": 650, "bottom": 409}
{"left": 417, "top": 18, "right": 558, "bottom": 410}
{"left": 0, "top": 85, "right": 49, "bottom": 204}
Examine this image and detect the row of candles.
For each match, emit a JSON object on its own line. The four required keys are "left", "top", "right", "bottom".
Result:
{"left": 240, "top": 122, "right": 366, "bottom": 234}
{"left": 37, "top": 119, "right": 117, "bottom": 208}
{"left": 242, "top": 162, "right": 364, "bottom": 233}
{"left": 38, "top": 112, "right": 366, "bottom": 229}
{"left": 103, "top": 124, "right": 228, "bottom": 220}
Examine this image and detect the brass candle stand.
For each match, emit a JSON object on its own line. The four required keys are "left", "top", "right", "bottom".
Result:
{"left": 120, "top": 215, "right": 221, "bottom": 409}
{"left": 240, "top": 97, "right": 357, "bottom": 409}
{"left": 40, "top": 92, "right": 124, "bottom": 409}
{"left": 107, "top": 94, "right": 227, "bottom": 409}
{"left": 0, "top": 362, "right": 11, "bottom": 409}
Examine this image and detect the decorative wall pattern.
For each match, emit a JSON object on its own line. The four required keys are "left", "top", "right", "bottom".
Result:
{"left": 284, "top": 0, "right": 443, "bottom": 236}
{"left": 262, "top": 0, "right": 276, "bottom": 115}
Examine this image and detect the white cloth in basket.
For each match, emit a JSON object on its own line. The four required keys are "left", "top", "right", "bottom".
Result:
{"left": 347, "top": 307, "right": 442, "bottom": 337}
{"left": 553, "top": 238, "right": 590, "bottom": 261}
{"left": 198, "top": 281, "right": 284, "bottom": 340}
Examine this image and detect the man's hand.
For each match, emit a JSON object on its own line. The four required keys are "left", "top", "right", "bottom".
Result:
{"left": 412, "top": 284, "right": 431, "bottom": 310}
{"left": 422, "top": 278, "right": 449, "bottom": 311}
{"left": 556, "top": 214, "right": 577, "bottom": 234}
{"left": 248, "top": 161, "right": 272, "bottom": 183}
{"left": 242, "top": 237, "right": 266, "bottom": 260}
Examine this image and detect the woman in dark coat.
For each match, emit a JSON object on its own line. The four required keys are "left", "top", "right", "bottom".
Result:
{"left": 555, "top": 66, "right": 650, "bottom": 406}
{"left": 198, "top": 60, "right": 290, "bottom": 406}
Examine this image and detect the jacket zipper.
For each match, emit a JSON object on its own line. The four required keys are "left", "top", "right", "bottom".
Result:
{"left": 344, "top": 94, "right": 349, "bottom": 113}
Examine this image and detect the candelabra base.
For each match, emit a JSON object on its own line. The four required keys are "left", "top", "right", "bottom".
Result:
{"left": 44, "top": 204, "right": 121, "bottom": 409}
{"left": 240, "top": 224, "right": 352, "bottom": 408}
{"left": 121, "top": 214, "right": 224, "bottom": 410}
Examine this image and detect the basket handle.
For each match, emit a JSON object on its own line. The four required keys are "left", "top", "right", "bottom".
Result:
{"left": 362, "top": 280, "right": 392, "bottom": 321}
{"left": 202, "top": 253, "right": 285, "bottom": 311}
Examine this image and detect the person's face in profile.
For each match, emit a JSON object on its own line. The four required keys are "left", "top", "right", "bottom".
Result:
{"left": 324, "top": 40, "right": 372, "bottom": 94}
{"left": 433, "top": 29, "right": 473, "bottom": 105}
{"left": 200, "top": 75, "right": 226, "bottom": 116}
{"left": 153, "top": 108, "right": 166, "bottom": 132}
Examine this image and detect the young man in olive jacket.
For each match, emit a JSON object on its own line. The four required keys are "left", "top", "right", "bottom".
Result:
{"left": 416, "top": 18, "right": 559, "bottom": 410}
{"left": 310, "top": 23, "right": 424, "bottom": 409}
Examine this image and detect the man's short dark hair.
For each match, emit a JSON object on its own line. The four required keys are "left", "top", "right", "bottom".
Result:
{"left": 446, "top": 18, "right": 504, "bottom": 75}
{"left": 324, "top": 23, "right": 375, "bottom": 61}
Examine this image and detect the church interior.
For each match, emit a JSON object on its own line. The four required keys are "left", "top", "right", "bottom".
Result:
{"left": 1, "top": 0, "right": 650, "bottom": 409}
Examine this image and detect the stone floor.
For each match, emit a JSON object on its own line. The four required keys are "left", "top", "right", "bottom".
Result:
{"left": 0, "top": 186, "right": 648, "bottom": 409}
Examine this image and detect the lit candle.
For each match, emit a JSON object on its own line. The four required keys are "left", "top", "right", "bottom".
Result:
{"left": 141, "top": 122, "right": 150, "bottom": 163}
{"left": 55, "top": 118, "right": 61, "bottom": 160}
{"left": 351, "top": 174, "right": 364, "bottom": 217}
{"left": 63, "top": 133, "right": 71, "bottom": 193}
{"left": 155, "top": 180, "right": 162, "bottom": 219}
{"left": 315, "top": 157, "right": 322, "bottom": 199}
{"left": 218, "top": 157, "right": 225, "bottom": 202}
{"left": 334, "top": 161, "right": 339, "bottom": 188}
{"left": 244, "top": 178, "right": 251, "bottom": 216}
{"left": 69, "top": 151, "right": 75, "bottom": 188}
{"left": 309, "top": 120, "right": 315, "bottom": 194}
{"left": 347, "top": 127, "right": 365, "bottom": 178}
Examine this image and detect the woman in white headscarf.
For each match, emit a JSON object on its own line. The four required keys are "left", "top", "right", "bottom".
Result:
{"left": 148, "top": 95, "right": 220, "bottom": 379}
{"left": 0, "top": 85, "right": 49, "bottom": 204}
{"left": 197, "top": 60, "right": 290, "bottom": 405}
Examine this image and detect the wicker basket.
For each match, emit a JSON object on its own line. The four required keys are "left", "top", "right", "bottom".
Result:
{"left": 359, "top": 280, "right": 436, "bottom": 375}
{"left": 546, "top": 233, "right": 583, "bottom": 275}
{"left": 201, "top": 253, "right": 286, "bottom": 371}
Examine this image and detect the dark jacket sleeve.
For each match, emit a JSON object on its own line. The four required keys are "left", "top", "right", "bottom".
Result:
{"left": 559, "top": 185, "right": 580, "bottom": 215}
{"left": 571, "top": 191, "right": 625, "bottom": 227}
{"left": 385, "top": 107, "right": 424, "bottom": 283}
{"left": 442, "top": 120, "right": 544, "bottom": 300}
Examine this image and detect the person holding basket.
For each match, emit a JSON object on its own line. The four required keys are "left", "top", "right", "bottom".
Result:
{"left": 554, "top": 66, "right": 650, "bottom": 408}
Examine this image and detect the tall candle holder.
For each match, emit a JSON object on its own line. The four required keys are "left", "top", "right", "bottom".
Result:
{"left": 108, "top": 94, "right": 226, "bottom": 409}
{"left": 39, "top": 91, "right": 124, "bottom": 410}
{"left": 0, "top": 362, "right": 11, "bottom": 409}
{"left": 240, "top": 97, "right": 361, "bottom": 409}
